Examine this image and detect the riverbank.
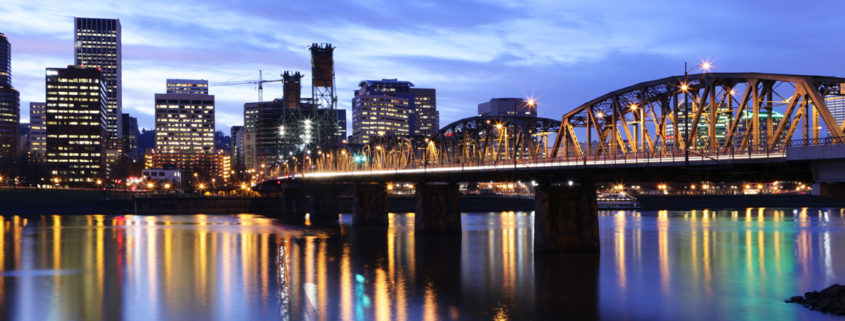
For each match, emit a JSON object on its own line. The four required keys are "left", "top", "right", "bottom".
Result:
{"left": 0, "top": 189, "right": 134, "bottom": 215}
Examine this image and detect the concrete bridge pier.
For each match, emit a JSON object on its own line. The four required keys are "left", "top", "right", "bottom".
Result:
{"left": 308, "top": 185, "right": 341, "bottom": 226}
{"left": 353, "top": 183, "right": 389, "bottom": 227}
{"left": 281, "top": 189, "right": 306, "bottom": 224}
{"left": 415, "top": 182, "right": 461, "bottom": 234}
{"left": 534, "top": 181, "right": 600, "bottom": 252}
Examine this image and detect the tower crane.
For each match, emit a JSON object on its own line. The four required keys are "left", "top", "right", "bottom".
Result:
{"left": 210, "top": 70, "right": 282, "bottom": 102}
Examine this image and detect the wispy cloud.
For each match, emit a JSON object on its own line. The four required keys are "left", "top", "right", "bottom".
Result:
{"left": 4, "top": 0, "right": 845, "bottom": 131}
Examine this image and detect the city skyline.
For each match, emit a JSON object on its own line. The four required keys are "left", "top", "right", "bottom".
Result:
{"left": 3, "top": 0, "right": 845, "bottom": 133}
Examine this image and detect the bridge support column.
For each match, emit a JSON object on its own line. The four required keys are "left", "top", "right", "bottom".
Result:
{"left": 813, "top": 182, "right": 845, "bottom": 201}
{"left": 308, "top": 185, "right": 340, "bottom": 226}
{"left": 281, "top": 189, "right": 306, "bottom": 225}
{"left": 534, "top": 181, "right": 599, "bottom": 252}
{"left": 415, "top": 182, "right": 461, "bottom": 234}
{"left": 353, "top": 183, "right": 388, "bottom": 227}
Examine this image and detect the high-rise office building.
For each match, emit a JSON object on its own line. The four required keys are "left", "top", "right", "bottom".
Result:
{"left": 478, "top": 98, "right": 537, "bottom": 117}
{"left": 122, "top": 113, "right": 139, "bottom": 159}
{"left": 0, "top": 33, "right": 19, "bottom": 159}
{"left": 351, "top": 79, "right": 440, "bottom": 144}
{"left": 29, "top": 102, "right": 46, "bottom": 156}
{"left": 154, "top": 79, "right": 214, "bottom": 154}
{"left": 230, "top": 125, "right": 244, "bottom": 178}
{"left": 410, "top": 88, "right": 438, "bottom": 137}
{"left": 45, "top": 65, "right": 107, "bottom": 184}
{"left": 74, "top": 17, "right": 122, "bottom": 139}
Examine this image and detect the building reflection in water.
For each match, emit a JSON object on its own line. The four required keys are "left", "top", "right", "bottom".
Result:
{"left": 0, "top": 208, "right": 844, "bottom": 320}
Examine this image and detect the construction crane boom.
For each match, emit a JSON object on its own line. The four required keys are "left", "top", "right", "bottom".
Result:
{"left": 210, "top": 70, "right": 282, "bottom": 102}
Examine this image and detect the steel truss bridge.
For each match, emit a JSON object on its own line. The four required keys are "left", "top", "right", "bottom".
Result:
{"left": 284, "top": 72, "right": 845, "bottom": 182}
{"left": 265, "top": 72, "right": 845, "bottom": 252}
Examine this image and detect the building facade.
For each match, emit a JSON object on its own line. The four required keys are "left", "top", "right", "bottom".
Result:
{"left": 165, "top": 79, "right": 209, "bottom": 95}
{"left": 18, "top": 123, "right": 29, "bottom": 155}
{"left": 825, "top": 93, "right": 845, "bottom": 136}
{"left": 410, "top": 88, "right": 438, "bottom": 137}
{"left": 0, "top": 33, "right": 18, "bottom": 159}
{"left": 0, "top": 32, "right": 10, "bottom": 86}
{"left": 145, "top": 150, "right": 230, "bottom": 182}
{"left": 45, "top": 65, "right": 107, "bottom": 184}
{"left": 350, "top": 79, "right": 437, "bottom": 144}
{"left": 74, "top": 17, "right": 122, "bottom": 140}
{"left": 122, "top": 113, "right": 139, "bottom": 159}
{"left": 350, "top": 79, "right": 413, "bottom": 144}
{"left": 154, "top": 79, "right": 215, "bottom": 154}
{"left": 29, "top": 102, "right": 46, "bottom": 156}
{"left": 243, "top": 99, "right": 346, "bottom": 173}
{"left": 244, "top": 103, "right": 258, "bottom": 174}
{"left": 478, "top": 98, "right": 537, "bottom": 117}
{"left": 230, "top": 125, "right": 244, "bottom": 179}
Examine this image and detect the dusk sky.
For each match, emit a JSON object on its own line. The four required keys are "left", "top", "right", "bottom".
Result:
{"left": 3, "top": 0, "right": 845, "bottom": 132}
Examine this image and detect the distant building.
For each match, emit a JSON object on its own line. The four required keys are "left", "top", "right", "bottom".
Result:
{"left": 410, "top": 88, "right": 438, "bottom": 137}
{"left": 244, "top": 103, "right": 258, "bottom": 173}
{"left": 75, "top": 17, "right": 122, "bottom": 140}
{"left": 825, "top": 92, "right": 845, "bottom": 136}
{"left": 18, "top": 123, "right": 29, "bottom": 155}
{"left": 45, "top": 65, "right": 106, "bottom": 185}
{"left": 141, "top": 168, "right": 181, "bottom": 187}
{"left": 335, "top": 109, "right": 347, "bottom": 142}
{"left": 29, "top": 102, "right": 46, "bottom": 156}
{"left": 0, "top": 86, "right": 18, "bottom": 159}
{"left": 0, "top": 33, "right": 19, "bottom": 159}
{"left": 665, "top": 104, "right": 732, "bottom": 148}
{"left": 154, "top": 79, "right": 215, "bottom": 154}
{"left": 478, "top": 98, "right": 537, "bottom": 117}
{"left": 145, "top": 150, "right": 230, "bottom": 182}
{"left": 166, "top": 79, "right": 209, "bottom": 95}
{"left": 230, "top": 125, "right": 244, "bottom": 178}
{"left": 735, "top": 110, "right": 783, "bottom": 147}
{"left": 350, "top": 79, "right": 437, "bottom": 144}
{"left": 243, "top": 99, "right": 345, "bottom": 172}
{"left": 150, "top": 79, "right": 224, "bottom": 181}
{"left": 0, "top": 32, "right": 10, "bottom": 86}
{"left": 121, "top": 113, "right": 139, "bottom": 159}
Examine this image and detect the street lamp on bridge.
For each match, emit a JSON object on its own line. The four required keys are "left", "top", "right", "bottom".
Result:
{"left": 681, "top": 60, "right": 714, "bottom": 166}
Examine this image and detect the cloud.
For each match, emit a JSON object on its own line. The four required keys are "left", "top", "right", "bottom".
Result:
{"left": 5, "top": 0, "right": 845, "bottom": 132}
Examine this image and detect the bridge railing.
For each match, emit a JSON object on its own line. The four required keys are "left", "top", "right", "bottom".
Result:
{"left": 299, "top": 137, "right": 845, "bottom": 175}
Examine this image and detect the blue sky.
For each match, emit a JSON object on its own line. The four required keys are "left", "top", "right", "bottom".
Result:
{"left": 3, "top": 0, "right": 845, "bottom": 132}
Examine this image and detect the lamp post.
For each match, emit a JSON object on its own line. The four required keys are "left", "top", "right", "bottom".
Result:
{"left": 681, "top": 60, "right": 712, "bottom": 167}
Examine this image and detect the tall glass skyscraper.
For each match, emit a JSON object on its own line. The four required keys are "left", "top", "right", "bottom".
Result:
{"left": 0, "top": 32, "right": 19, "bottom": 159}
{"left": 74, "top": 17, "right": 121, "bottom": 139}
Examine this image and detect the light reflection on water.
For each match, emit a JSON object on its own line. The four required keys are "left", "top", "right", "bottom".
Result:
{"left": 0, "top": 209, "right": 843, "bottom": 320}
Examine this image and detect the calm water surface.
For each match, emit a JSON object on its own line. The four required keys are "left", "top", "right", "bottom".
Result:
{"left": 0, "top": 208, "right": 844, "bottom": 320}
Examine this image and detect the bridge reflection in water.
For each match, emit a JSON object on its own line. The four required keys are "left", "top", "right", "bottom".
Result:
{"left": 0, "top": 210, "right": 844, "bottom": 320}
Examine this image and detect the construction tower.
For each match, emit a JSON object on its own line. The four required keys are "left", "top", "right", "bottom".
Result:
{"left": 309, "top": 43, "right": 339, "bottom": 145}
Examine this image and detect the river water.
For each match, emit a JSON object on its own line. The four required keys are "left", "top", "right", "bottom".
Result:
{"left": 0, "top": 208, "right": 843, "bottom": 320}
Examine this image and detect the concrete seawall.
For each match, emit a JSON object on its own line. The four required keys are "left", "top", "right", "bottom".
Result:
{"left": 134, "top": 197, "right": 284, "bottom": 215}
